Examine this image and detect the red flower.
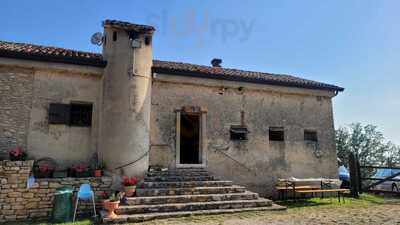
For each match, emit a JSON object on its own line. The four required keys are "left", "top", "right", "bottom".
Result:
{"left": 100, "top": 191, "right": 108, "bottom": 199}
{"left": 38, "top": 164, "right": 50, "bottom": 172}
{"left": 9, "top": 147, "right": 24, "bottom": 157}
{"left": 72, "top": 164, "right": 88, "bottom": 173}
{"left": 122, "top": 176, "right": 137, "bottom": 186}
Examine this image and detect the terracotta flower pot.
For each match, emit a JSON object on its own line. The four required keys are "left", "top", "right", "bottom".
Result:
{"left": 124, "top": 185, "right": 136, "bottom": 197}
{"left": 94, "top": 169, "right": 102, "bottom": 177}
{"left": 103, "top": 200, "right": 120, "bottom": 218}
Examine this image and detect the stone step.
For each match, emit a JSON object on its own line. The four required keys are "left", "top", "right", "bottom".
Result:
{"left": 146, "top": 171, "right": 210, "bottom": 177}
{"left": 148, "top": 168, "right": 207, "bottom": 173}
{"left": 116, "top": 199, "right": 273, "bottom": 215}
{"left": 148, "top": 167, "right": 207, "bottom": 171}
{"left": 138, "top": 180, "right": 232, "bottom": 188}
{"left": 136, "top": 185, "right": 246, "bottom": 196}
{"left": 126, "top": 191, "right": 259, "bottom": 205}
{"left": 102, "top": 204, "right": 286, "bottom": 223}
{"left": 144, "top": 175, "right": 216, "bottom": 182}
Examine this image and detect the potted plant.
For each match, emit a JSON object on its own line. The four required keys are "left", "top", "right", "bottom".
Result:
{"left": 33, "top": 163, "right": 55, "bottom": 178}
{"left": 9, "top": 147, "right": 27, "bottom": 161}
{"left": 94, "top": 161, "right": 105, "bottom": 177}
{"left": 72, "top": 163, "right": 91, "bottom": 178}
{"left": 103, "top": 192, "right": 122, "bottom": 219}
{"left": 122, "top": 176, "right": 137, "bottom": 197}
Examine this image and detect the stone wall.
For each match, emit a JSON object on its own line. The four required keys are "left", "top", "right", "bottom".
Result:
{"left": 27, "top": 70, "right": 102, "bottom": 168}
{"left": 0, "top": 66, "right": 34, "bottom": 158}
{"left": 0, "top": 160, "right": 112, "bottom": 223}
{"left": 0, "top": 58, "right": 103, "bottom": 167}
{"left": 151, "top": 74, "right": 339, "bottom": 197}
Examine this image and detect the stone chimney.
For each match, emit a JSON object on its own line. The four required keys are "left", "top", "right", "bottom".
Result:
{"left": 100, "top": 20, "right": 155, "bottom": 178}
{"left": 211, "top": 58, "right": 222, "bottom": 67}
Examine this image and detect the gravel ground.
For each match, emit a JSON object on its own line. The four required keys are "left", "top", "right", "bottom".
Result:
{"left": 136, "top": 197, "right": 400, "bottom": 225}
{"left": 10, "top": 194, "right": 400, "bottom": 225}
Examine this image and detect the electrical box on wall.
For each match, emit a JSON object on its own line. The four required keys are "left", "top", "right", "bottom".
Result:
{"left": 131, "top": 39, "right": 141, "bottom": 48}
{"left": 230, "top": 125, "right": 249, "bottom": 141}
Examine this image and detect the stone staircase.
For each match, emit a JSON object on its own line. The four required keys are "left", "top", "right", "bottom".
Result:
{"left": 102, "top": 168, "right": 285, "bottom": 223}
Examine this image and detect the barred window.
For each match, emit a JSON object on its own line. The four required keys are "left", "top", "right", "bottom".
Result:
{"left": 269, "top": 127, "right": 284, "bottom": 141}
{"left": 304, "top": 130, "right": 318, "bottom": 142}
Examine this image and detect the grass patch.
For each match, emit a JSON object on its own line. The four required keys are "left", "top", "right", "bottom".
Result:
{"left": 5, "top": 219, "right": 93, "bottom": 225}
{"left": 279, "top": 193, "right": 385, "bottom": 209}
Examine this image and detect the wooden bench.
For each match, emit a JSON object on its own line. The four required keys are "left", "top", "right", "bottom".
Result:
{"left": 276, "top": 178, "right": 344, "bottom": 201}
{"left": 276, "top": 185, "right": 320, "bottom": 190}
{"left": 295, "top": 188, "right": 350, "bottom": 202}
{"left": 276, "top": 185, "right": 321, "bottom": 200}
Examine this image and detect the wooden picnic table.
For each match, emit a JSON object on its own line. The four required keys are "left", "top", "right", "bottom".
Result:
{"left": 276, "top": 178, "right": 349, "bottom": 202}
{"left": 296, "top": 188, "right": 349, "bottom": 202}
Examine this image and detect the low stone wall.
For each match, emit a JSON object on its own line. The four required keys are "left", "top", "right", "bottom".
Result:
{"left": 0, "top": 160, "right": 113, "bottom": 223}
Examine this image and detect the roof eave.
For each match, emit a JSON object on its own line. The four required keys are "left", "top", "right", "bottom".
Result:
{"left": 0, "top": 50, "right": 107, "bottom": 68}
{"left": 102, "top": 20, "right": 155, "bottom": 34}
{"left": 152, "top": 67, "right": 344, "bottom": 92}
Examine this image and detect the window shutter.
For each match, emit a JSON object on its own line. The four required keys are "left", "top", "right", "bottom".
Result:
{"left": 70, "top": 103, "right": 93, "bottom": 127}
{"left": 48, "top": 103, "right": 70, "bottom": 124}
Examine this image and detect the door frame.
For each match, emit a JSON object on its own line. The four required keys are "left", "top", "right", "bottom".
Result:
{"left": 175, "top": 106, "right": 207, "bottom": 168}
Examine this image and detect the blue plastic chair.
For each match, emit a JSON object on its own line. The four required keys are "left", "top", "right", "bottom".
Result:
{"left": 73, "top": 183, "right": 96, "bottom": 221}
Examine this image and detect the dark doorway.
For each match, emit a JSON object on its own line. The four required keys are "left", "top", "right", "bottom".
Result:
{"left": 180, "top": 113, "right": 200, "bottom": 164}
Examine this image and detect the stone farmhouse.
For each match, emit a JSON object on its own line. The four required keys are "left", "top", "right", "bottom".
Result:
{"left": 0, "top": 20, "right": 343, "bottom": 196}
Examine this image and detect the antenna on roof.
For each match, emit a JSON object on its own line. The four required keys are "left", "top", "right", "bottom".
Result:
{"left": 90, "top": 32, "right": 104, "bottom": 46}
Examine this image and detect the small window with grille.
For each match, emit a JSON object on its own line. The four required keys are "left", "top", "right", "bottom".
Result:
{"left": 269, "top": 127, "right": 284, "bottom": 141}
{"left": 304, "top": 130, "right": 318, "bottom": 142}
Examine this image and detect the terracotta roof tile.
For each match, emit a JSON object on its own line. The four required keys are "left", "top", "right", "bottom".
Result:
{"left": 0, "top": 40, "right": 106, "bottom": 67}
{"left": 152, "top": 60, "right": 344, "bottom": 92}
{"left": 0, "top": 40, "right": 343, "bottom": 91}
{"left": 103, "top": 20, "right": 155, "bottom": 33}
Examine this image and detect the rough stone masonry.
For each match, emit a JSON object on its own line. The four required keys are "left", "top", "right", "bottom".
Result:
{"left": 0, "top": 160, "right": 112, "bottom": 223}
{"left": 0, "top": 19, "right": 343, "bottom": 197}
{"left": 0, "top": 67, "right": 34, "bottom": 158}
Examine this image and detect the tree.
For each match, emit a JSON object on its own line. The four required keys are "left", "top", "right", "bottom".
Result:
{"left": 336, "top": 123, "right": 399, "bottom": 166}
{"left": 384, "top": 141, "right": 400, "bottom": 167}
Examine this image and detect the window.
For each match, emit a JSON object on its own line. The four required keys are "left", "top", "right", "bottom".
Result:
{"left": 112, "top": 31, "right": 117, "bottom": 41}
{"left": 48, "top": 103, "right": 92, "bottom": 127}
{"left": 230, "top": 125, "right": 248, "bottom": 141}
{"left": 304, "top": 130, "right": 318, "bottom": 142}
{"left": 269, "top": 127, "right": 284, "bottom": 141}
{"left": 144, "top": 35, "right": 152, "bottom": 45}
{"left": 70, "top": 103, "right": 93, "bottom": 127}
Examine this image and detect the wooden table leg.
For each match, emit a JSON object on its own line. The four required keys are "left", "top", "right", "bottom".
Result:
{"left": 293, "top": 183, "right": 296, "bottom": 201}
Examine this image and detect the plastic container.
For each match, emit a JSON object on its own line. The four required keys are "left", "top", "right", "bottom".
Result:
{"left": 52, "top": 185, "right": 74, "bottom": 222}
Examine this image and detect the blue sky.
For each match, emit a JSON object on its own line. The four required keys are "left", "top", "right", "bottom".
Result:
{"left": 1, "top": 1, "right": 399, "bottom": 143}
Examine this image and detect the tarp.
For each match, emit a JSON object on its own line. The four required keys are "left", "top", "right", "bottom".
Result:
{"left": 374, "top": 168, "right": 400, "bottom": 178}
{"left": 338, "top": 165, "right": 350, "bottom": 181}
